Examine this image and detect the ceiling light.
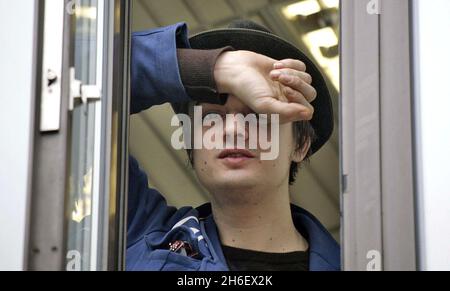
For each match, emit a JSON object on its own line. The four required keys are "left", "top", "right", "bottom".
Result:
{"left": 283, "top": 0, "right": 321, "bottom": 19}
{"left": 320, "top": 0, "right": 339, "bottom": 9}
{"left": 75, "top": 6, "right": 97, "bottom": 20}
{"left": 303, "top": 27, "right": 340, "bottom": 90}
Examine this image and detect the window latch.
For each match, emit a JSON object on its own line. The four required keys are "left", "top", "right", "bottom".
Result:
{"left": 69, "top": 67, "right": 101, "bottom": 111}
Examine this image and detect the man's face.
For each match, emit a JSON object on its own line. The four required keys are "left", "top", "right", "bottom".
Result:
{"left": 191, "top": 95, "right": 306, "bottom": 196}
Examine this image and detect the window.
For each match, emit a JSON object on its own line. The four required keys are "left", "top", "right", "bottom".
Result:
{"left": 130, "top": 0, "right": 341, "bottom": 254}
{"left": 26, "top": 0, "right": 130, "bottom": 271}
{"left": 18, "top": 0, "right": 447, "bottom": 272}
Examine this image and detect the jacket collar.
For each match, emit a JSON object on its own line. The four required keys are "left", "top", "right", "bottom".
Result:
{"left": 290, "top": 204, "right": 341, "bottom": 271}
{"left": 196, "top": 203, "right": 341, "bottom": 271}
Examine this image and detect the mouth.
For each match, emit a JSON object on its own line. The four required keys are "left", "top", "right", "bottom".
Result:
{"left": 218, "top": 149, "right": 256, "bottom": 165}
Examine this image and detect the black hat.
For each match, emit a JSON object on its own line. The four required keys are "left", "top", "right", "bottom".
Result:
{"left": 174, "top": 20, "right": 334, "bottom": 155}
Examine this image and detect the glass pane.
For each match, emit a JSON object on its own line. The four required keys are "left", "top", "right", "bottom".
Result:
{"left": 66, "top": 0, "right": 99, "bottom": 271}
{"left": 130, "top": 0, "right": 341, "bottom": 244}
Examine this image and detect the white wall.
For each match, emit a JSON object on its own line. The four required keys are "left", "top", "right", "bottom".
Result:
{"left": 0, "top": 0, "right": 37, "bottom": 270}
{"left": 413, "top": 0, "right": 450, "bottom": 271}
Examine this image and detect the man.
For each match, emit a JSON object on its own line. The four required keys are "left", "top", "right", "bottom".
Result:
{"left": 127, "top": 20, "right": 339, "bottom": 271}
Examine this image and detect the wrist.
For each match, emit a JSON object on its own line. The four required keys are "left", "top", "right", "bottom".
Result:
{"left": 214, "top": 50, "right": 253, "bottom": 94}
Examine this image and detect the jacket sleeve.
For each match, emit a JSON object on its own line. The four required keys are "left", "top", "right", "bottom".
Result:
{"left": 127, "top": 156, "right": 194, "bottom": 247}
{"left": 131, "top": 23, "right": 192, "bottom": 114}
{"left": 128, "top": 23, "right": 194, "bottom": 247}
{"left": 131, "top": 23, "right": 232, "bottom": 114}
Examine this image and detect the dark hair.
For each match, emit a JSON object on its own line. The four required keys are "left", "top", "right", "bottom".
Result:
{"left": 289, "top": 121, "right": 316, "bottom": 185}
{"left": 185, "top": 120, "right": 316, "bottom": 185}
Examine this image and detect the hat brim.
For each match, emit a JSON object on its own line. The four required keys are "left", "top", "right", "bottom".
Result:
{"left": 175, "top": 28, "right": 334, "bottom": 155}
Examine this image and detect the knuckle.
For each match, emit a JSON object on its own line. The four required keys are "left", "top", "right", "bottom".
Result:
{"left": 304, "top": 73, "right": 313, "bottom": 84}
{"left": 283, "top": 87, "right": 291, "bottom": 96}
{"left": 284, "top": 59, "right": 306, "bottom": 71}
{"left": 283, "top": 74, "right": 295, "bottom": 85}
{"left": 284, "top": 58, "right": 295, "bottom": 64}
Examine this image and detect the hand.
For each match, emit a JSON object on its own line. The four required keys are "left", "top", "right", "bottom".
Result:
{"left": 214, "top": 50, "right": 316, "bottom": 123}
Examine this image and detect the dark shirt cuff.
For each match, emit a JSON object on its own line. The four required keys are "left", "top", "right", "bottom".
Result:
{"left": 177, "top": 46, "right": 234, "bottom": 105}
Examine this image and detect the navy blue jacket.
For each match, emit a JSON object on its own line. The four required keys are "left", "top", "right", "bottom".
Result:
{"left": 127, "top": 23, "right": 341, "bottom": 271}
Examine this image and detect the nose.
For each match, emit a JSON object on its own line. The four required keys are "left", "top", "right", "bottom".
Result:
{"left": 223, "top": 114, "right": 249, "bottom": 148}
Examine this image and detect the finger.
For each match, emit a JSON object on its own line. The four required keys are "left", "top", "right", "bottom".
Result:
{"left": 283, "top": 87, "right": 314, "bottom": 121}
{"left": 254, "top": 97, "right": 314, "bottom": 123}
{"left": 270, "top": 69, "right": 312, "bottom": 85}
{"left": 277, "top": 74, "right": 317, "bottom": 103}
{"left": 274, "top": 59, "right": 306, "bottom": 72}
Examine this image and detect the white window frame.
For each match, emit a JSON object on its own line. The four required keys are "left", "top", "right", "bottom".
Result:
{"left": 340, "top": 0, "right": 416, "bottom": 271}
{"left": 411, "top": 0, "right": 450, "bottom": 271}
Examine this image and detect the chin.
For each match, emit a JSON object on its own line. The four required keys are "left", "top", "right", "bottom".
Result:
{"left": 211, "top": 171, "right": 262, "bottom": 189}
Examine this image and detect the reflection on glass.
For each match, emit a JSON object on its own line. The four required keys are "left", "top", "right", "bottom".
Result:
{"left": 303, "top": 27, "right": 339, "bottom": 90}
{"left": 66, "top": 0, "right": 98, "bottom": 271}
{"left": 282, "top": 0, "right": 340, "bottom": 91}
{"left": 283, "top": 0, "right": 322, "bottom": 18}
